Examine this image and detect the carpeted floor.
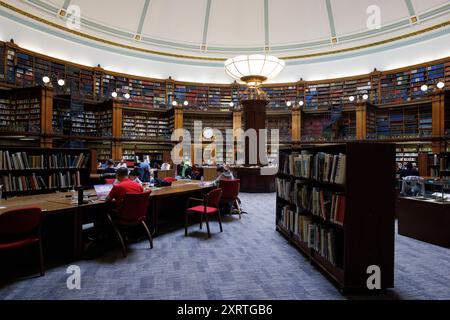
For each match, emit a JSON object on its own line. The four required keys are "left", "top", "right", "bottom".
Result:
{"left": 0, "top": 193, "right": 449, "bottom": 300}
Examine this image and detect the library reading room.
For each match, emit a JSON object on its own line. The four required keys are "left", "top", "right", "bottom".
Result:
{"left": 0, "top": 0, "right": 449, "bottom": 304}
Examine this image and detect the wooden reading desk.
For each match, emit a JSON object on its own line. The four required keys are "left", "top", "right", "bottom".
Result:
{"left": 0, "top": 180, "right": 214, "bottom": 260}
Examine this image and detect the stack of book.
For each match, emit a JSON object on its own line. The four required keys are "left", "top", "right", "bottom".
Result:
{"left": 311, "top": 188, "right": 346, "bottom": 225}
{"left": 313, "top": 152, "right": 346, "bottom": 184}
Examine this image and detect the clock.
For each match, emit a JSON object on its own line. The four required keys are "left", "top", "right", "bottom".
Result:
{"left": 203, "top": 127, "right": 214, "bottom": 139}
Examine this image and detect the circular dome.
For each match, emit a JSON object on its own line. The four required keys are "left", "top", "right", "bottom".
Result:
{"left": 0, "top": 0, "right": 449, "bottom": 83}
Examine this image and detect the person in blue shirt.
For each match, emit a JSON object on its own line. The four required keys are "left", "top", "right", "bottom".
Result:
{"left": 137, "top": 159, "right": 151, "bottom": 182}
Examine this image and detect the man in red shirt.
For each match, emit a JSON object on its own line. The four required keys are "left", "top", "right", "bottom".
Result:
{"left": 105, "top": 167, "right": 143, "bottom": 208}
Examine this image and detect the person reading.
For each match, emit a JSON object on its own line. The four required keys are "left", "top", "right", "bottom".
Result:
{"left": 105, "top": 167, "right": 144, "bottom": 207}
{"left": 129, "top": 168, "right": 143, "bottom": 185}
{"left": 104, "top": 159, "right": 116, "bottom": 174}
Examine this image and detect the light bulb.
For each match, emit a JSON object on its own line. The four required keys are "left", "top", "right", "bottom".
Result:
{"left": 111, "top": 91, "right": 118, "bottom": 98}
{"left": 183, "top": 100, "right": 189, "bottom": 106}
{"left": 229, "top": 102, "right": 234, "bottom": 107}
{"left": 437, "top": 81, "right": 445, "bottom": 89}
{"left": 299, "top": 101, "right": 304, "bottom": 106}
{"left": 362, "top": 94, "right": 369, "bottom": 100}
{"left": 172, "top": 101, "right": 178, "bottom": 107}
{"left": 57, "top": 79, "right": 65, "bottom": 86}
{"left": 421, "top": 84, "right": 428, "bottom": 92}
{"left": 124, "top": 93, "right": 131, "bottom": 99}
{"left": 286, "top": 101, "right": 292, "bottom": 107}
{"left": 349, "top": 96, "right": 355, "bottom": 102}
{"left": 42, "top": 76, "right": 50, "bottom": 84}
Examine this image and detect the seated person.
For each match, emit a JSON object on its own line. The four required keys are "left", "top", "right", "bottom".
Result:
{"left": 104, "top": 159, "right": 116, "bottom": 174}
{"left": 178, "top": 160, "right": 193, "bottom": 179}
{"left": 115, "top": 159, "right": 128, "bottom": 169}
{"left": 129, "top": 168, "right": 143, "bottom": 185}
{"left": 137, "top": 160, "right": 151, "bottom": 183}
{"left": 160, "top": 161, "right": 171, "bottom": 171}
{"left": 213, "top": 165, "right": 234, "bottom": 186}
{"left": 400, "top": 162, "right": 419, "bottom": 179}
{"left": 105, "top": 167, "right": 144, "bottom": 209}
{"left": 213, "top": 165, "right": 235, "bottom": 214}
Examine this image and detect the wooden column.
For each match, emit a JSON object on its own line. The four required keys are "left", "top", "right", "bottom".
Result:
{"left": 291, "top": 107, "right": 301, "bottom": 142}
{"left": 112, "top": 100, "right": 123, "bottom": 161}
{"left": 233, "top": 110, "right": 242, "bottom": 137}
{"left": 355, "top": 102, "right": 367, "bottom": 140}
{"left": 242, "top": 99, "right": 268, "bottom": 166}
{"left": 431, "top": 91, "right": 445, "bottom": 154}
{"left": 40, "top": 85, "right": 53, "bottom": 148}
{"left": 174, "top": 106, "right": 183, "bottom": 130}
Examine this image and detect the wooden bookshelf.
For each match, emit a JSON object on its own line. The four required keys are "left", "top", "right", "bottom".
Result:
{"left": 0, "top": 86, "right": 42, "bottom": 134}
{"left": 0, "top": 39, "right": 449, "bottom": 156}
{"left": 0, "top": 147, "right": 91, "bottom": 196}
{"left": 276, "top": 142, "right": 395, "bottom": 291}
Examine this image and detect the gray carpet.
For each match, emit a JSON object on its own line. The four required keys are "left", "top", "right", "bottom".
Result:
{"left": 0, "top": 193, "right": 449, "bottom": 300}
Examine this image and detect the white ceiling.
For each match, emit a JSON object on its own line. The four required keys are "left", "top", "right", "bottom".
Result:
{"left": 2, "top": 0, "right": 449, "bottom": 57}
{"left": 0, "top": 0, "right": 449, "bottom": 83}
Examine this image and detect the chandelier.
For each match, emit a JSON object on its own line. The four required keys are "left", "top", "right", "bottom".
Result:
{"left": 224, "top": 54, "right": 285, "bottom": 99}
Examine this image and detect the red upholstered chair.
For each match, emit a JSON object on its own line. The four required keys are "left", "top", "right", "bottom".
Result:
{"left": 105, "top": 178, "right": 115, "bottom": 185}
{"left": 106, "top": 190, "right": 153, "bottom": 257}
{"left": 0, "top": 207, "right": 44, "bottom": 276}
{"left": 185, "top": 188, "right": 223, "bottom": 238}
{"left": 163, "top": 177, "right": 177, "bottom": 183}
{"left": 219, "top": 179, "right": 242, "bottom": 219}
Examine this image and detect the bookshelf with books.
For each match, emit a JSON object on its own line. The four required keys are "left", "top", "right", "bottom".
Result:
{"left": 122, "top": 109, "right": 172, "bottom": 141}
{"left": 0, "top": 147, "right": 91, "bottom": 196}
{"left": 263, "top": 84, "right": 297, "bottom": 110}
{"left": 266, "top": 112, "right": 292, "bottom": 143}
{"left": 276, "top": 142, "right": 395, "bottom": 290}
{"left": 0, "top": 86, "right": 42, "bottom": 134}
{"left": 375, "top": 104, "right": 432, "bottom": 140}
{"left": 52, "top": 97, "right": 113, "bottom": 137}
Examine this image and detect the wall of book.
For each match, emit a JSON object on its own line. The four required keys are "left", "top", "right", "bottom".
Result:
{"left": 263, "top": 85, "right": 297, "bottom": 109}
{"left": 301, "top": 111, "right": 356, "bottom": 142}
{"left": 0, "top": 87, "right": 41, "bottom": 134}
{"left": 122, "top": 109, "right": 171, "bottom": 140}
{"left": 303, "top": 77, "right": 371, "bottom": 111}
{"left": 379, "top": 63, "right": 445, "bottom": 104}
{"left": 0, "top": 148, "right": 90, "bottom": 195}
{"left": 266, "top": 114, "right": 291, "bottom": 142}
{"left": 52, "top": 97, "right": 113, "bottom": 137}
{"left": 445, "top": 93, "right": 450, "bottom": 137}
{"left": 1, "top": 41, "right": 448, "bottom": 113}
{"left": 183, "top": 113, "right": 233, "bottom": 136}
{"left": 395, "top": 144, "right": 432, "bottom": 167}
{"left": 375, "top": 104, "right": 432, "bottom": 139}
{"left": 122, "top": 143, "right": 170, "bottom": 164}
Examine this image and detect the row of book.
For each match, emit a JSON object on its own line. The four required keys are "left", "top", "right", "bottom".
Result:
{"left": 311, "top": 188, "right": 346, "bottom": 226}
{"left": 279, "top": 151, "right": 312, "bottom": 178}
{"left": 0, "top": 151, "right": 45, "bottom": 170}
{"left": 313, "top": 152, "right": 346, "bottom": 184}
{"left": 1, "top": 173, "right": 47, "bottom": 192}
{"left": 48, "top": 171, "right": 82, "bottom": 189}
{"left": 278, "top": 206, "right": 342, "bottom": 267}
{"left": 48, "top": 153, "right": 89, "bottom": 169}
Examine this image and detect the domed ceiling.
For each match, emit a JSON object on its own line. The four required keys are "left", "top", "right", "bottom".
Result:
{"left": 1, "top": 0, "right": 449, "bottom": 60}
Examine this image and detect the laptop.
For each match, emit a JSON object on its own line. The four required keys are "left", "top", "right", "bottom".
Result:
{"left": 94, "top": 184, "right": 113, "bottom": 201}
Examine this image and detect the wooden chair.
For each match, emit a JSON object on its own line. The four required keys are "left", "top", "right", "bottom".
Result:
{"left": 107, "top": 191, "right": 153, "bottom": 257}
{"left": 0, "top": 207, "right": 44, "bottom": 276}
{"left": 185, "top": 188, "right": 223, "bottom": 238}
{"left": 219, "top": 179, "right": 242, "bottom": 219}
